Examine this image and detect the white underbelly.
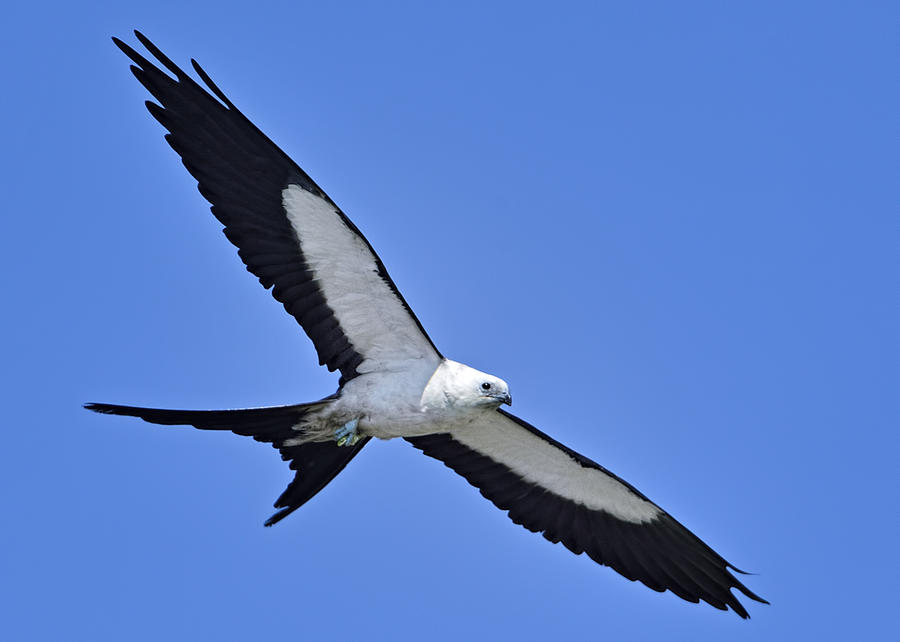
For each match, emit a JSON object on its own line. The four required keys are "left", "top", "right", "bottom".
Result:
{"left": 329, "top": 359, "right": 492, "bottom": 440}
{"left": 359, "top": 404, "right": 467, "bottom": 440}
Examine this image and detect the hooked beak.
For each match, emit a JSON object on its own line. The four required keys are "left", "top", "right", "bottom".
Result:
{"left": 487, "top": 390, "right": 512, "bottom": 407}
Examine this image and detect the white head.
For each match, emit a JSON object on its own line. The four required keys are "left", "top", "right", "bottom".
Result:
{"left": 421, "top": 360, "right": 512, "bottom": 410}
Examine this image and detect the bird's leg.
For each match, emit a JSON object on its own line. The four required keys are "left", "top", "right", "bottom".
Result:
{"left": 334, "top": 417, "right": 361, "bottom": 447}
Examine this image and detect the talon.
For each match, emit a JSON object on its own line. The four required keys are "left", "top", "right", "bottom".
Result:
{"left": 334, "top": 418, "right": 360, "bottom": 447}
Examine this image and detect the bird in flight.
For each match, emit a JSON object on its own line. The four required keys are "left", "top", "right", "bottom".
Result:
{"left": 87, "top": 31, "right": 767, "bottom": 619}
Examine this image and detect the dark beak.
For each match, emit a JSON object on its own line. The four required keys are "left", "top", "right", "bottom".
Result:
{"left": 502, "top": 392, "right": 512, "bottom": 407}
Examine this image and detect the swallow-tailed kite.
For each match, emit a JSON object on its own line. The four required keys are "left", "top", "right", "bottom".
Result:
{"left": 87, "top": 32, "right": 767, "bottom": 618}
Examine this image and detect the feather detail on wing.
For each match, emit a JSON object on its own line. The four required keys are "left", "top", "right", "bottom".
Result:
{"left": 113, "top": 32, "right": 441, "bottom": 383}
{"left": 407, "top": 409, "right": 768, "bottom": 618}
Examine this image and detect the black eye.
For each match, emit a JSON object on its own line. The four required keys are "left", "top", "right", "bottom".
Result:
{"left": 481, "top": 382, "right": 492, "bottom": 391}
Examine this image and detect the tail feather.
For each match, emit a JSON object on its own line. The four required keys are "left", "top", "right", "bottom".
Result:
{"left": 84, "top": 402, "right": 320, "bottom": 440}
{"left": 84, "top": 401, "right": 369, "bottom": 524}
{"left": 264, "top": 437, "right": 369, "bottom": 526}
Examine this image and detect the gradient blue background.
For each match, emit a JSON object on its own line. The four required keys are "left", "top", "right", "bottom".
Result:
{"left": 2, "top": 2, "right": 896, "bottom": 640}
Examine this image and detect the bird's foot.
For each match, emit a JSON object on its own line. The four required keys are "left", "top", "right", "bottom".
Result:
{"left": 334, "top": 418, "right": 361, "bottom": 447}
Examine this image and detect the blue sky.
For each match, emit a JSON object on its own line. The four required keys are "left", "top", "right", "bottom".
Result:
{"left": 2, "top": 2, "right": 896, "bottom": 640}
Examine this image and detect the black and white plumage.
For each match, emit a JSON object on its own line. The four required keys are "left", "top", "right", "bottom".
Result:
{"left": 87, "top": 32, "right": 767, "bottom": 618}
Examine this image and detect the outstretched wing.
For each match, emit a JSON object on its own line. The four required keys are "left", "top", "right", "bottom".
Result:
{"left": 407, "top": 409, "right": 767, "bottom": 618}
{"left": 114, "top": 32, "right": 442, "bottom": 383}
{"left": 84, "top": 401, "right": 369, "bottom": 526}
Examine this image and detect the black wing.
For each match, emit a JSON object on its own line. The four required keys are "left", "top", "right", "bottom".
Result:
{"left": 408, "top": 409, "right": 767, "bottom": 618}
{"left": 114, "top": 32, "right": 442, "bottom": 384}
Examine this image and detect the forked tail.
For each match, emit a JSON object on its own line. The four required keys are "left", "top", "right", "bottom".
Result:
{"left": 84, "top": 400, "right": 369, "bottom": 525}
